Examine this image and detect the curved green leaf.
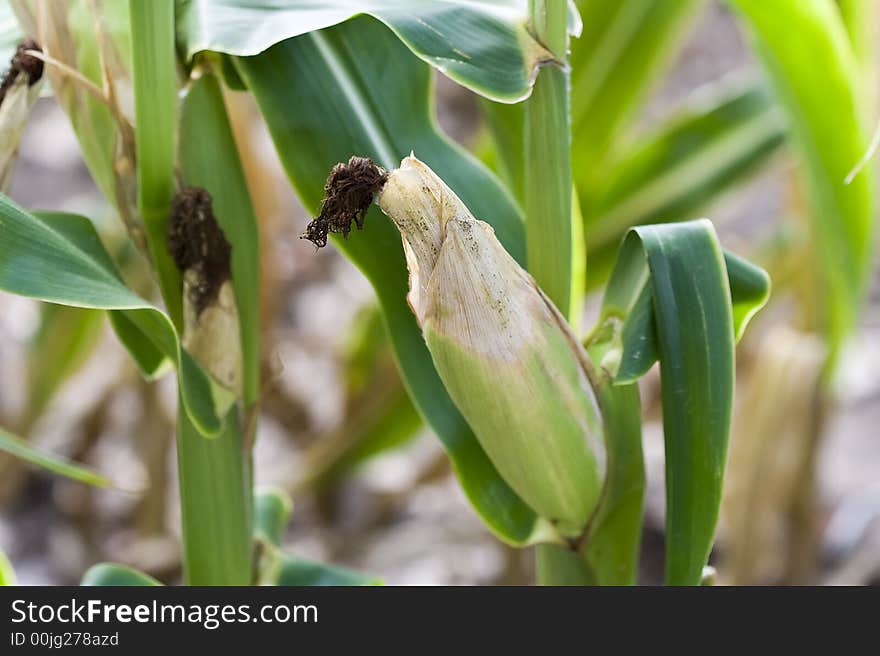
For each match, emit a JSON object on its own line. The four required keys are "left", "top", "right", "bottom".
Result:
{"left": 0, "top": 426, "right": 108, "bottom": 487}
{"left": 274, "top": 556, "right": 381, "bottom": 587}
{"left": 596, "top": 219, "right": 769, "bottom": 585}
{"left": 180, "top": 72, "right": 260, "bottom": 405}
{"left": 254, "top": 488, "right": 292, "bottom": 547}
{"left": 176, "top": 0, "right": 582, "bottom": 103}
{"left": 81, "top": 563, "right": 161, "bottom": 586}
{"left": 233, "top": 16, "right": 542, "bottom": 545}
{"left": 0, "top": 198, "right": 222, "bottom": 435}
{"left": 729, "top": 0, "right": 875, "bottom": 357}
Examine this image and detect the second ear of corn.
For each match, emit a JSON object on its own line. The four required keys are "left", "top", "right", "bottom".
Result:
{"left": 377, "top": 156, "right": 606, "bottom": 537}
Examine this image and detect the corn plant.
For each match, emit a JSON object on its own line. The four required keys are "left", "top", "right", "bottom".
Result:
{"left": 0, "top": 0, "right": 873, "bottom": 587}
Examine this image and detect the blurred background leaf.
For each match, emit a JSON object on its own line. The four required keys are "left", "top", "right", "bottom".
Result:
{"left": 81, "top": 563, "right": 161, "bottom": 586}
{"left": 0, "top": 425, "right": 108, "bottom": 487}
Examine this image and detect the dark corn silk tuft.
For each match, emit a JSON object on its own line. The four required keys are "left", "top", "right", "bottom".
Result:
{"left": 168, "top": 187, "right": 232, "bottom": 315}
{"left": 301, "top": 155, "right": 387, "bottom": 247}
{"left": 0, "top": 39, "right": 44, "bottom": 107}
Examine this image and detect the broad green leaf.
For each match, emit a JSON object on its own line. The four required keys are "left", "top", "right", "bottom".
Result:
{"left": 233, "top": 16, "right": 542, "bottom": 545}
{"left": 0, "top": 548, "right": 15, "bottom": 585}
{"left": 596, "top": 220, "right": 769, "bottom": 585}
{"left": 0, "top": 198, "right": 222, "bottom": 435}
{"left": 177, "top": 0, "right": 582, "bottom": 103}
{"left": 254, "top": 488, "right": 292, "bottom": 547}
{"left": 180, "top": 72, "right": 260, "bottom": 405}
{"left": 583, "top": 82, "right": 786, "bottom": 254}
{"left": 274, "top": 556, "right": 381, "bottom": 587}
{"left": 0, "top": 425, "right": 108, "bottom": 487}
{"left": 81, "top": 563, "right": 161, "bottom": 586}
{"left": 571, "top": 0, "right": 701, "bottom": 177}
{"left": 729, "top": 0, "right": 876, "bottom": 356}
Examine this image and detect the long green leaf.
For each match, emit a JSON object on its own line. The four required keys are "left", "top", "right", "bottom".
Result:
{"left": 596, "top": 219, "right": 769, "bottom": 585}
{"left": 232, "top": 16, "right": 543, "bottom": 545}
{"left": 0, "top": 426, "right": 109, "bottom": 487}
{"left": 0, "top": 198, "right": 222, "bottom": 435}
{"left": 729, "top": 0, "right": 875, "bottom": 356}
{"left": 176, "top": 0, "right": 582, "bottom": 103}
{"left": 179, "top": 71, "right": 261, "bottom": 405}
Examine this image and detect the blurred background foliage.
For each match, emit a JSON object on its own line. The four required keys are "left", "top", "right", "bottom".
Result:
{"left": 0, "top": 0, "right": 878, "bottom": 584}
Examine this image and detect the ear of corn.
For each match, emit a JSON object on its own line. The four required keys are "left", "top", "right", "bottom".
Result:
{"left": 378, "top": 156, "right": 605, "bottom": 537}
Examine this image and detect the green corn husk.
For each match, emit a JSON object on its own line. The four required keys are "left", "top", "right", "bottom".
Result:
{"left": 377, "top": 156, "right": 605, "bottom": 537}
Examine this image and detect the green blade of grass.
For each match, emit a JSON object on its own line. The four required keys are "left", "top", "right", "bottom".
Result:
{"left": 0, "top": 426, "right": 109, "bottom": 488}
